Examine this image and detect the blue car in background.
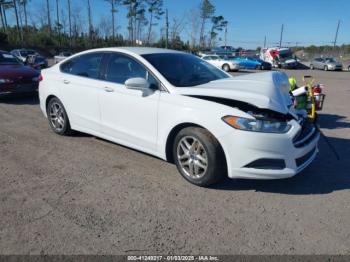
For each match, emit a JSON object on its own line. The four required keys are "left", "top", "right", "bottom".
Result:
{"left": 226, "top": 56, "right": 272, "bottom": 70}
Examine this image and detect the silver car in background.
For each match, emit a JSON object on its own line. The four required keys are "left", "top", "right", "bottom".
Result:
{"left": 310, "top": 57, "right": 343, "bottom": 71}
{"left": 54, "top": 52, "right": 72, "bottom": 64}
{"left": 201, "top": 54, "right": 240, "bottom": 72}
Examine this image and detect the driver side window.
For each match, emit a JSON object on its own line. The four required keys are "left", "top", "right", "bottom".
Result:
{"left": 105, "top": 54, "right": 145, "bottom": 84}
{"left": 104, "top": 53, "right": 159, "bottom": 89}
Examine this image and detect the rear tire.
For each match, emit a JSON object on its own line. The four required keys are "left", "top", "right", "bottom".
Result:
{"left": 173, "top": 127, "right": 226, "bottom": 187}
{"left": 46, "top": 97, "right": 72, "bottom": 135}
{"left": 222, "top": 64, "right": 230, "bottom": 72}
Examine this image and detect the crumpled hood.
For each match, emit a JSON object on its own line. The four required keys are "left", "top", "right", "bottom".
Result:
{"left": 175, "top": 71, "right": 292, "bottom": 114}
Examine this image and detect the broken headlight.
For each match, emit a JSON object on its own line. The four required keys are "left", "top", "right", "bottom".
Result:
{"left": 222, "top": 115, "right": 291, "bottom": 133}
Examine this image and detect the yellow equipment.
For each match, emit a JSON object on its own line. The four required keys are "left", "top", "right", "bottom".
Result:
{"left": 289, "top": 75, "right": 326, "bottom": 123}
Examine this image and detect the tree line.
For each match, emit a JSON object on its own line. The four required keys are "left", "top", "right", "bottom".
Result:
{"left": 0, "top": 0, "right": 228, "bottom": 55}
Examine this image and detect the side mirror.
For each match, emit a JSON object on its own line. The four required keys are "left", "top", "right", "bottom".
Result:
{"left": 125, "top": 77, "right": 150, "bottom": 90}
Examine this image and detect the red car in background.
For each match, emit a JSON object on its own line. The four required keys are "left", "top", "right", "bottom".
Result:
{"left": 0, "top": 50, "right": 41, "bottom": 96}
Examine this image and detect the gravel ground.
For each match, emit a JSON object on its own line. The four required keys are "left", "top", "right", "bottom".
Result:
{"left": 0, "top": 69, "right": 349, "bottom": 255}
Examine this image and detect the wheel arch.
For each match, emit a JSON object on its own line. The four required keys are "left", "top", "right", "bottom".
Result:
{"left": 164, "top": 122, "right": 227, "bottom": 170}
{"left": 45, "top": 95, "right": 58, "bottom": 110}
{"left": 222, "top": 63, "right": 230, "bottom": 71}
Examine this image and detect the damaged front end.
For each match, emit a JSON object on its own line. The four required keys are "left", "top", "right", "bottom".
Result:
{"left": 175, "top": 71, "right": 320, "bottom": 179}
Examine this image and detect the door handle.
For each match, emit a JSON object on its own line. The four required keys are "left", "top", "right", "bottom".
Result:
{"left": 63, "top": 79, "right": 70, "bottom": 84}
{"left": 104, "top": 86, "right": 114, "bottom": 92}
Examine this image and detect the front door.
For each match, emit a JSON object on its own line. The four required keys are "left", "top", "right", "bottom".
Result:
{"left": 99, "top": 53, "right": 160, "bottom": 153}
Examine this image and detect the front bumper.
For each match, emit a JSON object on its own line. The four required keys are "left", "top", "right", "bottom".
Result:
{"left": 328, "top": 65, "right": 343, "bottom": 71}
{"left": 219, "top": 119, "right": 320, "bottom": 179}
{"left": 281, "top": 63, "right": 298, "bottom": 69}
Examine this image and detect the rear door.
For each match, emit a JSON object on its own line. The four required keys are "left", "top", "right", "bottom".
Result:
{"left": 211, "top": 56, "right": 222, "bottom": 68}
{"left": 315, "top": 58, "right": 323, "bottom": 69}
{"left": 58, "top": 52, "right": 105, "bottom": 133}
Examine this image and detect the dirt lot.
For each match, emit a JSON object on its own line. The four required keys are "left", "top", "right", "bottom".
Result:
{"left": 0, "top": 69, "right": 349, "bottom": 255}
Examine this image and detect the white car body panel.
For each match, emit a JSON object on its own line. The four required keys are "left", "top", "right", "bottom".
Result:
{"left": 39, "top": 47, "right": 319, "bottom": 181}
{"left": 98, "top": 80, "right": 160, "bottom": 152}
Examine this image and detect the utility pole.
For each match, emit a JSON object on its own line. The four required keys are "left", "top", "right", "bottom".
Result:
{"left": 279, "top": 24, "right": 284, "bottom": 48}
{"left": 263, "top": 35, "right": 266, "bottom": 48}
{"left": 46, "top": 0, "right": 51, "bottom": 34}
{"left": 56, "top": 0, "right": 61, "bottom": 49}
{"left": 87, "top": 0, "right": 93, "bottom": 45}
{"left": 0, "top": 3, "right": 5, "bottom": 32}
{"left": 165, "top": 9, "right": 168, "bottom": 49}
{"left": 111, "top": 0, "right": 115, "bottom": 42}
{"left": 224, "top": 22, "right": 228, "bottom": 49}
{"left": 333, "top": 20, "right": 340, "bottom": 47}
{"left": 67, "top": 0, "right": 72, "bottom": 47}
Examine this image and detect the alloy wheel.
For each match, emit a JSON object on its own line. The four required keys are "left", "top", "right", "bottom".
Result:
{"left": 49, "top": 102, "right": 65, "bottom": 132}
{"left": 177, "top": 136, "right": 208, "bottom": 179}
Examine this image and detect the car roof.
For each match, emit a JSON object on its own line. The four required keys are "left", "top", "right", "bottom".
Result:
{"left": 11, "top": 49, "right": 36, "bottom": 53}
{"left": 83, "top": 47, "right": 183, "bottom": 55}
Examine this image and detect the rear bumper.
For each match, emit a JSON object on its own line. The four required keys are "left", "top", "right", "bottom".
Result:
{"left": 0, "top": 83, "right": 38, "bottom": 95}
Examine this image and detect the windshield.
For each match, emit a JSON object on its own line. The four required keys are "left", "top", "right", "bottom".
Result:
{"left": 325, "top": 58, "right": 337, "bottom": 63}
{"left": 142, "top": 53, "right": 229, "bottom": 87}
{"left": 0, "top": 53, "right": 22, "bottom": 65}
{"left": 19, "top": 50, "right": 36, "bottom": 57}
{"left": 278, "top": 52, "right": 294, "bottom": 61}
{"left": 61, "top": 52, "right": 71, "bottom": 57}
{"left": 35, "top": 56, "right": 46, "bottom": 62}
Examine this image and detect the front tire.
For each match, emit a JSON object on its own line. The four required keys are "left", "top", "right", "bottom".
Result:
{"left": 173, "top": 127, "right": 226, "bottom": 186}
{"left": 47, "top": 97, "right": 72, "bottom": 135}
{"left": 222, "top": 64, "right": 230, "bottom": 72}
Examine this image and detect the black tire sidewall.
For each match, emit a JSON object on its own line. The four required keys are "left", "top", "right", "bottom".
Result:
{"left": 222, "top": 64, "right": 230, "bottom": 72}
{"left": 173, "top": 127, "right": 225, "bottom": 186}
{"left": 47, "top": 97, "right": 71, "bottom": 135}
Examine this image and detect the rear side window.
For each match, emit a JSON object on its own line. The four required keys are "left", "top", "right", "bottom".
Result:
{"left": 60, "top": 52, "right": 103, "bottom": 79}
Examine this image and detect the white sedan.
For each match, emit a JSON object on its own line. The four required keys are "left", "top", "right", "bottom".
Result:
{"left": 201, "top": 54, "right": 240, "bottom": 72}
{"left": 38, "top": 47, "right": 319, "bottom": 186}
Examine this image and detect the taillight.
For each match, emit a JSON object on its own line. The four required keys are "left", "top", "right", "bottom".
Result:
{"left": 38, "top": 74, "right": 43, "bottom": 82}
